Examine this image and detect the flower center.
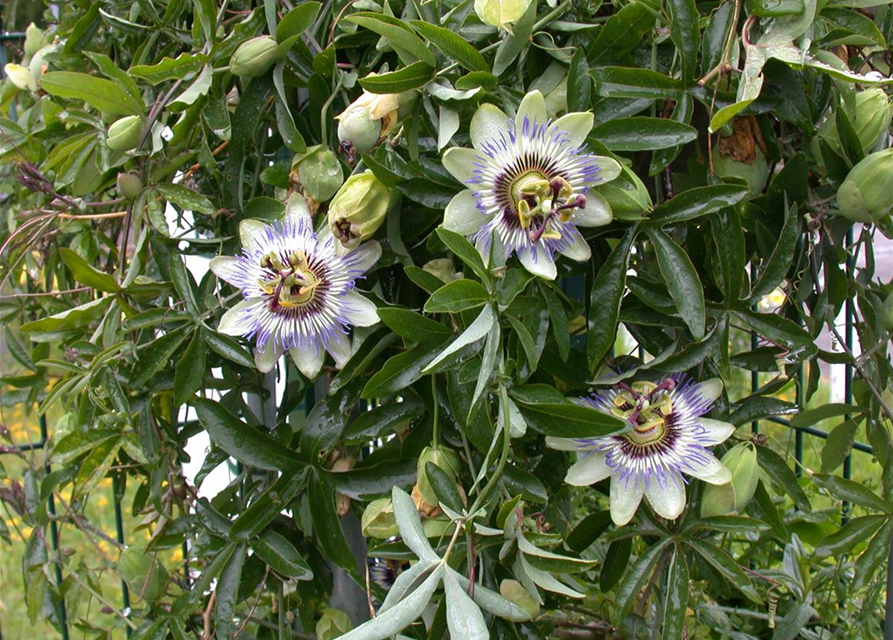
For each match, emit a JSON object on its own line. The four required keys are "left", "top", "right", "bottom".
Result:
{"left": 509, "top": 173, "right": 588, "bottom": 245}
{"left": 610, "top": 379, "right": 678, "bottom": 447}
{"left": 258, "top": 250, "right": 322, "bottom": 311}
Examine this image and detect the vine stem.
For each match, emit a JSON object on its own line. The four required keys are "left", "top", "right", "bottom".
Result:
{"left": 431, "top": 374, "right": 440, "bottom": 446}
{"left": 468, "top": 376, "right": 512, "bottom": 516}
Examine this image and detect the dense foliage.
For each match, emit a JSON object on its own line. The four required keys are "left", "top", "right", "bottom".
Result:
{"left": 2, "top": 0, "right": 893, "bottom": 639}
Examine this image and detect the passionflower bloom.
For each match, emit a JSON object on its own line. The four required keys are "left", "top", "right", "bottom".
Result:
{"left": 546, "top": 376, "right": 735, "bottom": 526}
{"left": 442, "top": 90, "right": 621, "bottom": 279}
{"left": 209, "top": 194, "right": 381, "bottom": 378}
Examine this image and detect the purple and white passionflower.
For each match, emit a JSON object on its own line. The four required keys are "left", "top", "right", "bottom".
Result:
{"left": 441, "top": 90, "right": 622, "bottom": 280}
{"left": 209, "top": 194, "right": 381, "bottom": 378}
{"left": 546, "top": 376, "right": 736, "bottom": 526}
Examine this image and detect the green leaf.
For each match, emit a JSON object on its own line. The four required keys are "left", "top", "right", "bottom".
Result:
{"left": 131, "top": 330, "right": 188, "bottom": 387}
{"left": 667, "top": 0, "right": 700, "bottom": 86}
{"left": 648, "top": 185, "right": 749, "bottom": 225}
{"left": 565, "top": 511, "right": 612, "bottom": 553}
{"left": 361, "top": 342, "right": 444, "bottom": 399}
{"left": 377, "top": 308, "right": 454, "bottom": 343}
{"left": 21, "top": 297, "right": 113, "bottom": 334}
{"left": 424, "top": 279, "right": 490, "bottom": 313}
{"left": 735, "top": 309, "right": 813, "bottom": 349}
{"left": 130, "top": 53, "right": 208, "bottom": 85}
{"left": 750, "top": 200, "right": 801, "bottom": 299}
{"left": 359, "top": 61, "right": 435, "bottom": 93}
{"left": 592, "top": 117, "right": 698, "bottom": 151}
{"left": 230, "top": 472, "right": 305, "bottom": 541}
{"left": 685, "top": 538, "right": 761, "bottom": 602}
{"left": 173, "top": 330, "right": 205, "bottom": 406}
{"left": 59, "top": 248, "right": 119, "bottom": 292}
{"left": 820, "top": 418, "right": 861, "bottom": 472}
{"left": 40, "top": 71, "right": 143, "bottom": 116}
{"left": 426, "top": 462, "right": 464, "bottom": 514}
{"left": 518, "top": 535, "right": 595, "bottom": 573}
{"left": 755, "top": 445, "right": 810, "bottom": 511}
{"left": 345, "top": 394, "right": 425, "bottom": 442}
{"left": 448, "top": 570, "right": 533, "bottom": 622}
{"left": 277, "top": 2, "right": 321, "bottom": 41}
{"left": 592, "top": 67, "right": 682, "bottom": 99}
{"left": 253, "top": 530, "right": 313, "bottom": 578}
{"left": 772, "top": 603, "right": 818, "bottom": 640}
{"left": 214, "top": 543, "right": 246, "bottom": 640}
{"left": 601, "top": 537, "right": 632, "bottom": 591}
{"left": 812, "top": 474, "right": 893, "bottom": 512}
{"left": 410, "top": 21, "right": 489, "bottom": 72}
{"left": 444, "top": 567, "right": 491, "bottom": 640}
{"left": 567, "top": 48, "right": 591, "bottom": 112}
{"left": 205, "top": 330, "right": 255, "bottom": 368}
{"left": 514, "top": 401, "right": 626, "bottom": 438}
{"left": 392, "top": 486, "right": 439, "bottom": 562}
{"left": 587, "top": 227, "right": 636, "bottom": 372}
{"left": 790, "top": 403, "right": 859, "bottom": 427}
{"left": 193, "top": 398, "right": 301, "bottom": 471}
{"left": 815, "top": 515, "right": 887, "bottom": 558}
{"left": 662, "top": 549, "right": 690, "bottom": 640}
{"left": 711, "top": 208, "right": 746, "bottom": 305}
{"left": 169, "top": 254, "right": 199, "bottom": 316}
{"left": 308, "top": 472, "right": 358, "bottom": 571}
{"left": 615, "top": 541, "right": 670, "bottom": 621}
{"left": 347, "top": 13, "right": 436, "bottom": 67}
{"left": 424, "top": 304, "right": 495, "bottom": 372}
{"left": 646, "top": 227, "right": 706, "bottom": 339}
{"left": 157, "top": 183, "right": 216, "bottom": 215}
{"left": 436, "top": 228, "right": 491, "bottom": 284}
{"left": 492, "top": 0, "right": 537, "bottom": 76}
{"left": 591, "top": 0, "right": 657, "bottom": 61}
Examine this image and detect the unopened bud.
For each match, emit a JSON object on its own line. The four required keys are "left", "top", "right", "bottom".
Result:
{"left": 416, "top": 446, "right": 461, "bottom": 506}
{"left": 230, "top": 36, "right": 278, "bottom": 78}
{"left": 499, "top": 579, "right": 539, "bottom": 619}
{"left": 117, "top": 172, "right": 143, "bottom": 199}
{"left": 837, "top": 148, "right": 893, "bottom": 223}
{"left": 327, "top": 171, "right": 390, "bottom": 250}
{"left": 713, "top": 116, "right": 769, "bottom": 197}
{"left": 106, "top": 116, "right": 143, "bottom": 152}
{"left": 24, "top": 23, "right": 50, "bottom": 59}
{"left": 812, "top": 89, "right": 893, "bottom": 172}
{"left": 361, "top": 498, "right": 399, "bottom": 538}
{"left": 474, "top": 0, "right": 534, "bottom": 31}
{"left": 595, "top": 164, "right": 652, "bottom": 220}
{"left": 337, "top": 91, "right": 413, "bottom": 154}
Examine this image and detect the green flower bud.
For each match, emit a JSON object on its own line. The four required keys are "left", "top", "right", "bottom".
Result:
{"left": 700, "top": 476, "right": 737, "bottom": 518}
{"left": 29, "top": 45, "right": 56, "bottom": 87}
{"left": 316, "top": 607, "right": 353, "bottom": 640}
{"left": 837, "top": 148, "right": 893, "bottom": 223}
{"left": 24, "top": 23, "right": 50, "bottom": 59}
{"left": 714, "top": 145, "right": 769, "bottom": 198}
{"left": 881, "top": 290, "right": 893, "bottom": 332}
{"left": 117, "top": 172, "right": 143, "bottom": 199}
{"left": 416, "top": 446, "right": 461, "bottom": 506}
{"left": 106, "top": 116, "right": 144, "bottom": 152}
{"left": 230, "top": 36, "right": 278, "bottom": 78}
{"left": 422, "top": 258, "right": 463, "bottom": 283}
{"left": 327, "top": 171, "right": 390, "bottom": 249}
{"left": 499, "top": 580, "right": 539, "bottom": 619}
{"left": 723, "top": 442, "right": 759, "bottom": 513}
{"left": 336, "top": 91, "right": 412, "bottom": 154}
{"left": 812, "top": 89, "right": 893, "bottom": 172}
{"left": 595, "top": 164, "right": 652, "bottom": 220}
{"left": 361, "top": 498, "right": 399, "bottom": 538}
{"left": 3, "top": 63, "right": 36, "bottom": 92}
{"left": 118, "top": 547, "right": 169, "bottom": 602}
{"left": 295, "top": 146, "right": 343, "bottom": 203}
{"left": 474, "top": 0, "right": 534, "bottom": 31}
{"left": 421, "top": 515, "right": 452, "bottom": 538}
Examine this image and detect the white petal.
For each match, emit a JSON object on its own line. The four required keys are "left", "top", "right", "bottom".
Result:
{"left": 573, "top": 191, "right": 613, "bottom": 227}
{"left": 645, "top": 475, "right": 687, "bottom": 520}
{"left": 217, "top": 299, "right": 257, "bottom": 335}
{"left": 688, "top": 454, "right": 733, "bottom": 485}
{"left": 343, "top": 291, "right": 379, "bottom": 327}
{"left": 254, "top": 342, "right": 282, "bottom": 373}
{"left": 349, "top": 240, "right": 382, "bottom": 275}
{"left": 517, "top": 246, "right": 557, "bottom": 280}
{"left": 444, "top": 190, "right": 488, "bottom": 236}
{"left": 695, "top": 378, "right": 724, "bottom": 404}
{"left": 285, "top": 192, "right": 312, "bottom": 225}
{"left": 553, "top": 112, "right": 594, "bottom": 148}
{"left": 471, "top": 103, "right": 510, "bottom": 150}
{"left": 326, "top": 332, "right": 352, "bottom": 369}
{"left": 590, "top": 156, "right": 622, "bottom": 183}
{"left": 566, "top": 452, "right": 612, "bottom": 486}
{"left": 610, "top": 477, "right": 645, "bottom": 526}
{"left": 545, "top": 436, "right": 580, "bottom": 451}
{"left": 239, "top": 219, "right": 268, "bottom": 249}
{"left": 442, "top": 147, "right": 477, "bottom": 185}
{"left": 515, "top": 91, "right": 547, "bottom": 130}
{"left": 290, "top": 345, "right": 324, "bottom": 379}
{"left": 210, "top": 256, "right": 244, "bottom": 286}
{"left": 698, "top": 419, "right": 736, "bottom": 446}
{"left": 557, "top": 230, "right": 591, "bottom": 262}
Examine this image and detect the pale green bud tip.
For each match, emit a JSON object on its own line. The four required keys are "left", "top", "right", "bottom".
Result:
{"left": 337, "top": 107, "right": 382, "bottom": 154}
{"left": 360, "top": 498, "right": 399, "bottom": 538}
{"left": 24, "top": 23, "right": 48, "bottom": 59}
{"left": 107, "top": 116, "right": 143, "bottom": 152}
{"left": 327, "top": 171, "right": 390, "bottom": 248}
{"left": 722, "top": 442, "right": 759, "bottom": 513}
{"left": 230, "top": 36, "right": 278, "bottom": 78}
{"left": 117, "top": 172, "right": 143, "bottom": 199}
{"left": 837, "top": 148, "right": 893, "bottom": 223}
{"left": 336, "top": 92, "right": 404, "bottom": 153}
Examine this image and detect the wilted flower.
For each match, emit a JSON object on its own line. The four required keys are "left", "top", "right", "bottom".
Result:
{"left": 546, "top": 376, "right": 735, "bottom": 526}
{"left": 441, "top": 90, "right": 621, "bottom": 279}
{"left": 210, "top": 194, "right": 381, "bottom": 378}
{"left": 336, "top": 90, "right": 412, "bottom": 154}
{"left": 327, "top": 171, "right": 391, "bottom": 250}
